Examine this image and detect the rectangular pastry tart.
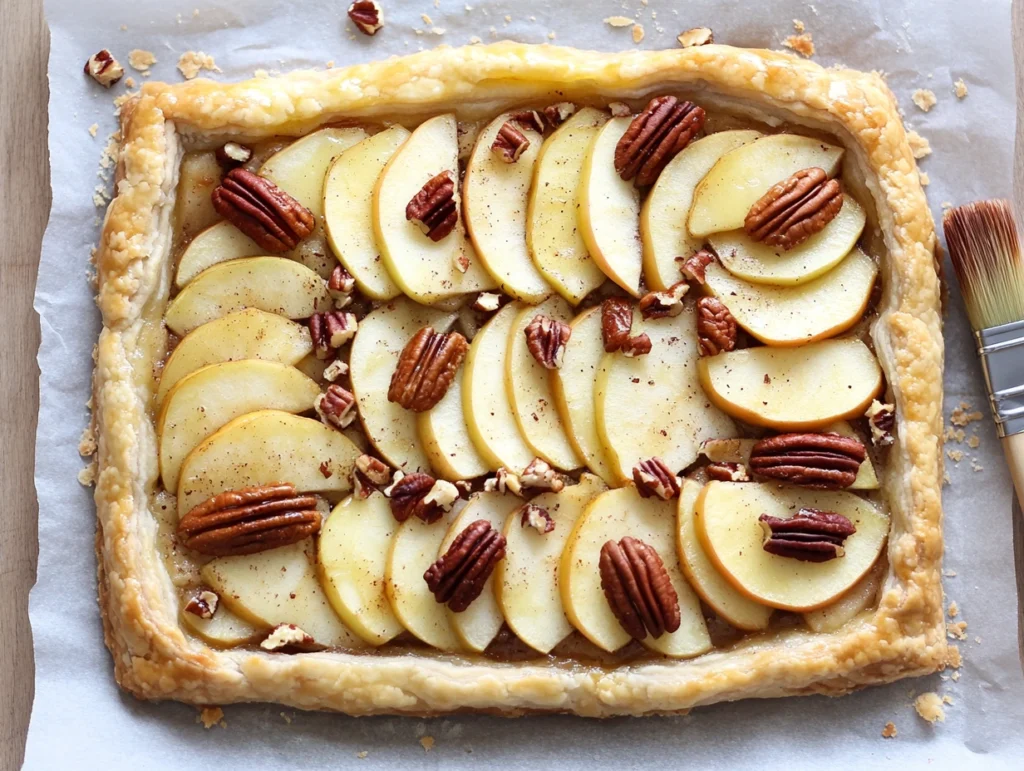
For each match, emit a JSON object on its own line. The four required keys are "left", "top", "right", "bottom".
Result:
{"left": 92, "top": 43, "right": 945, "bottom": 716}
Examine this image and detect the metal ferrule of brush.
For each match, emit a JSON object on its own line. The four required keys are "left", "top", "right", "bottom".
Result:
{"left": 977, "top": 319, "right": 1024, "bottom": 438}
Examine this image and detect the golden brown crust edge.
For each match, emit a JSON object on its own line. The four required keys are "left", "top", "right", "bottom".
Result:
{"left": 92, "top": 42, "right": 945, "bottom": 716}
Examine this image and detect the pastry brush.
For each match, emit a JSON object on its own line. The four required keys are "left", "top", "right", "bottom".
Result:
{"left": 943, "top": 199, "right": 1024, "bottom": 507}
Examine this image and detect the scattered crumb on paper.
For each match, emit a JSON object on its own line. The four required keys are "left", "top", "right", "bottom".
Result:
{"left": 604, "top": 16, "right": 634, "bottom": 28}
{"left": 947, "top": 601, "right": 959, "bottom": 618}
{"left": 198, "top": 706, "right": 225, "bottom": 729}
{"left": 947, "top": 620, "right": 968, "bottom": 640}
{"left": 951, "top": 403, "right": 984, "bottom": 427}
{"left": 953, "top": 78, "right": 968, "bottom": 98}
{"left": 882, "top": 721, "right": 898, "bottom": 738}
{"left": 420, "top": 736, "right": 435, "bottom": 752}
{"left": 178, "top": 51, "right": 221, "bottom": 80}
{"left": 677, "top": 27, "right": 713, "bottom": 47}
{"left": 783, "top": 33, "right": 814, "bottom": 57}
{"left": 914, "top": 692, "right": 946, "bottom": 723}
{"left": 88, "top": 123, "right": 99, "bottom": 138}
{"left": 912, "top": 88, "right": 937, "bottom": 112}
{"left": 77, "top": 461, "right": 97, "bottom": 487}
{"left": 356, "top": 750, "right": 368, "bottom": 759}
{"left": 632, "top": 24, "right": 645, "bottom": 43}
{"left": 793, "top": 19, "right": 806, "bottom": 32}
{"left": 128, "top": 49, "right": 156, "bottom": 71}
{"left": 906, "top": 130, "right": 932, "bottom": 159}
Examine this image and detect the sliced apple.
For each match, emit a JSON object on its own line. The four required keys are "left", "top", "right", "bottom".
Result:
{"left": 695, "top": 481, "right": 889, "bottom": 612}
{"left": 416, "top": 375, "right": 489, "bottom": 481}
{"left": 464, "top": 111, "right": 552, "bottom": 302}
{"left": 164, "top": 257, "right": 331, "bottom": 336}
{"left": 318, "top": 492, "right": 405, "bottom": 645}
{"left": 463, "top": 302, "right": 536, "bottom": 473}
{"left": 708, "top": 197, "right": 867, "bottom": 287}
{"left": 180, "top": 602, "right": 265, "bottom": 648}
{"left": 373, "top": 114, "right": 496, "bottom": 304}
{"left": 640, "top": 130, "right": 761, "bottom": 290}
{"left": 496, "top": 473, "right": 607, "bottom": 654}
{"left": 177, "top": 410, "right": 361, "bottom": 515}
{"left": 202, "top": 539, "right": 364, "bottom": 648}
{"left": 526, "top": 108, "right": 609, "bottom": 305}
{"left": 688, "top": 134, "right": 845, "bottom": 237}
{"left": 596, "top": 303, "right": 736, "bottom": 483}
{"left": 157, "top": 308, "right": 312, "bottom": 405}
{"left": 560, "top": 485, "right": 711, "bottom": 657}
{"left": 174, "top": 151, "right": 223, "bottom": 243}
{"left": 802, "top": 560, "right": 885, "bottom": 632}
{"left": 579, "top": 117, "right": 643, "bottom": 296}
{"left": 698, "top": 338, "right": 882, "bottom": 430}
{"left": 704, "top": 248, "right": 876, "bottom": 345}
{"left": 675, "top": 479, "right": 772, "bottom": 631}
{"left": 506, "top": 297, "right": 582, "bottom": 471}
{"left": 323, "top": 127, "right": 408, "bottom": 300}
{"left": 157, "top": 360, "right": 320, "bottom": 492}
{"left": 385, "top": 506, "right": 462, "bottom": 651}
{"left": 825, "top": 421, "right": 880, "bottom": 490}
{"left": 175, "top": 221, "right": 263, "bottom": 288}
{"left": 349, "top": 297, "right": 456, "bottom": 472}
{"left": 439, "top": 492, "right": 522, "bottom": 652}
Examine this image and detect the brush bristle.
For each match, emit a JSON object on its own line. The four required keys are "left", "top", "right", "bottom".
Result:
{"left": 943, "top": 199, "right": 1024, "bottom": 331}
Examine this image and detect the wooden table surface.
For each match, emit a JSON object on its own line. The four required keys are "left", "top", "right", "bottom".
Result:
{"left": 0, "top": 1, "right": 1021, "bottom": 768}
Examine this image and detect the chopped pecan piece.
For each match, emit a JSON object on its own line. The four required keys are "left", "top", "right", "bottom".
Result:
{"left": 639, "top": 282, "right": 689, "bottom": 319}
{"left": 328, "top": 264, "right": 356, "bottom": 308}
{"left": 543, "top": 102, "right": 576, "bottom": 127}
{"left": 309, "top": 311, "right": 357, "bottom": 359}
{"left": 322, "top": 358, "right": 349, "bottom": 382}
{"left": 183, "top": 589, "right": 220, "bottom": 619}
{"left": 215, "top": 142, "right": 253, "bottom": 170}
{"left": 677, "top": 248, "right": 716, "bottom": 285}
{"left": 356, "top": 454, "right": 392, "bottom": 486}
{"left": 424, "top": 520, "right": 507, "bottom": 612}
{"left": 84, "top": 49, "right": 124, "bottom": 87}
{"left": 348, "top": 0, "right": 384, "bottom": 36}
{"left": 608, "top": 101, "right": 632, "bottom": 118}
{"left": 178, "top": 483, "right": 321, "bottom": 557}
{"left": 388, "top": 326, "right": 468, "bottom": 412}
{"left": 520, "top": 457, "right": 565, "bottom": 492}
{"left": 260, "top": 623, "right": 320, "bottom": 652}
{"left": 315, "top": 385, "right": 357, "bottom": 429}
{"left": 520, "top": 504, "right": 555, "bottom": 534}
{"left": 749, "top": 432, "right": 867, "bottom": 489}
{"left": 632, "top": 458, "right": 680, "bottom": 500}
{"left": 614, "top": 96, "right": 706, "bottom": 186}
{"left": 525, "top": 314, "right": 571, "bottom": 369}
{"left": 472, "top": 292, "right": 502, "bottom": 312}
{"left": 601, "top": 297, "right": 634, "bottom": 352}
{"left": 406, "top": 170, "right": 458, "bottom": 242}
{"left": 759, "top": 508, "right": 856, "bottom": 562}
{"left": 677, "top": 27, "right": 714, "bottom": 47}
{"left": 483, "top": 467, "right": 522, "bottom": 496}
{"left": 866, "top": 399, "right": 896, "bottom": 447}
{"left": 622, "top": 332, "right": 652, "bottom": 357}
{"left": 212, "top": 169, "right": 315, "bottom": 253}
{"left": 509, "top": 109, "right": 546, "bottom": 134}
{"left": 706, "top": 462, "right": 750, "bottom": 482}
{"left": 599, "top": 537, "right": 681, "bottom": 640}
{"left": 696, "top": 296, "right": 737, "bottom": 356}
{"left": 744, "top": 167, "right": 844, "bottom": 250}
{"left": 491, "top": 121, "right": 531, "bottom": 163}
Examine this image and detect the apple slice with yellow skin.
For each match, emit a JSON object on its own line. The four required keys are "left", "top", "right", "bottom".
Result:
{"left": 579, "top": 117, "right": 643, "bottom": 296}
{"left": 180, "top": 602, "right": 265, "bottom": 648}
{"left": 596, "top": 304, "right": 736, "bottom": 483}
{"left": 560, "top": 485, "right": 711, "bottom": 657}
{"left": 463, "top": 302, "right": 536, "bottom": 473}
{"left": 495, "top": 473, "right": 607, "bottom": 654}
{"left": 177, "top": 410, "right": 361, "bottom": 515}
{"left": 552, "top": 307, "right": 617, "bottom": 485}
{"left": 175, "top": 221, "right": 263, "bottom": 288}
{"left": 506, "top": 297, "right": 582, "bottom": 471}
{"left": 157, "top": 308, "right": 312, "bottom": 405}
{"left": 704, "top": 247, "right": 876, "bottom": 346}
{"left": 526, "top": 107, "right": 609, "bottom": 304}
{"left": 688, "top": 134, "right": 846, "bottom": 237}
{"left": 157, "top": 360, "right": 320, "bottom": 492}
{"left": 385, "top": 506, "right": 462, "bottom": 651}
{"left": 675, "top": 479, "right": 772, "bottom": 631}
{"left": 202, "top": 539, "right": 365, "bottom": 648}
{"left": 823, "top": 421, "right": 880, "bottom": 490}
{"left": 640, "top": 130, "right": 761, "bottom": 290}
{"left": 174, "top": 151, "right": 223, "bottom": 243}
{"left": 708, "top": 197, "right": 867, "bottom": 287}
{"left": 416, "top": 376, "right": 490, "bottom": 481}
{"left": 164, "top": 257, "right": 331, "bottom": 336}
{"left": 350, "top": 297, "right": 457, "bottom": 473}
{"left": 464, "top": 112, "right": 552, "bottom": 303}
{"left": 803, "top": 559, "right": 885, "bottom": 633}
{"left": 323, "top": 127, "right": 408, "bottom": 300}
{"left": 698, "top": 338, "right": 882, "bottom": 430}
{"left": 318, "top": 492, "right": 405, "bottom": 645}
{"left": 694, "top": 481, "right": 889, "bottom": 612}
{"left": 439, "top": 492, "right": 523, "bottom": 652}
{"left": 373, "top": 114, "right": 497, "bottom": 305}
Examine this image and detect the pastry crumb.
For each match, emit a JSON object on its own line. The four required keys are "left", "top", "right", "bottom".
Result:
{"left": 677, "top": 27, "right": 713, "bottom": 47}
{"left": 178, "top": 51, "right": 220, "bottom": 80}
{"left": 912, "top": 88, "right": 937, "bottom": 112}
{"left": 128, "top": 49, "right": 157, "bottom": 71}
{"left": 946, "top": 449, "right": 963, "bottom": 462}
{"left": 947, "top": 601, "right": 958, "bottom": 618}
{"left": 914, "top": 692, "right": 945, "bottom": 724}
{"left": 881, "top": 721, "right": 897, "bottom": 738}
{"left": 421, "top": 12, "right": 433, "bottom": 25}
{"left": 906, "top": 130, "right": 932, "bottom": 159}
{"left": 950, "top": 403, "right": 983, "bottom": 427}
{"left": 970, "top": 458, "right": 983, "bottom": 472}
{"left": 77, "top": 461, "right": 97, "bottom": 487}
{"left": 88, "top": 123, "right": 99, "bottom": 137}
{"left": 942, "top": 694, "right": 955, "bottom": 706}
{"left": 967, "top": 434, "right": 979, "bottom": 448}
{"left": 79, "top": 425, "right": 97, "bottom": 456}
{"left": 420, "top": 736, "right": 435, "bottom": 752}
{"left": 356, "top": 750, "right": 369, "bottom": 759}
{"left": 604, "top": 16, "right": 634, "bottom": 28}
{"left": 953, "top": 78, "right": 968, "bottom": 99}
{"left": 632, "top": 24, "right": 645, "bottom": 43}
{"left": 919, "top": 171, "right": 930, "bottom": 186}
{"left": 943, "top": 568, "right": 957, "bottom": 578}
{"left": 947, "top": 620, "right": 968, "bottom": 640}
{"left": 783, "top": 33, "right": 814, "bottom": 57}
{"left": 198, "top": 706, "right": 225, "bottom": 729}
{"left": 280, "top": 712, "right": 292, "bottom": 724}
{"left": 952, "top": 670, "right": 961, "bottom": 681}
{"left": 547, "top": 31, "right": 556, "bottom": 40}
{"left": 793, "top": 19, "right": 806, "bottom": 32}
{"left": 469, "top": 35, "right": 482, "bottom": 44}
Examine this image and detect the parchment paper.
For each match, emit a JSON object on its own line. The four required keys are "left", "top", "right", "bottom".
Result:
{"left": 27, "top": 0, "right": 1023, "bottom": 767}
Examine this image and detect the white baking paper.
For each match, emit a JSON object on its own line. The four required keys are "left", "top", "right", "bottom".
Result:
{"left": 27, "top": 0, "right": 1023, "bottom": 767}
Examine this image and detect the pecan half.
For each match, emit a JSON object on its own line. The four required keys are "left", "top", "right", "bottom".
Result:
{"left": 696, "top": 296, "right": 737, "bottom": 356}
{"left": 215, "top": 142, "right": 253, "bottom": 170}
{"left": 759, "top": 508, "right": 856, "bottom": 562}
{"left": 211, "top": 169, "right": 314, "bottom": 253}
{"left": 632, "top": 458, "right": 681, "bottom": 500}
{"left": 315, "top": 384, "right": 357, "bottom": 430}
{"left": 744, "top": 167, "right": 844, "bottom": 250}
{"left": 183, "top": 589, "right": 220, "bottom": 620}
{"left": 84, "top": 50, "right": 124, "bottom": 87}
{"left": 677, "top": 248, "right": 716, "bottom": 285}
{"left": 520, "top": 457, "right": 565, "bottom": 492}
{"left": 178, "top": 483, "right": 321, "bottom": 557}
{"left": 543, "top": 102, "right": 576, "bottom": 127}
{"left": 601, "top": 297, "right": 634, "bottom": 352}
{"left": 622, "top": 333, "right": 652, "bottom": 358}
{"left": 520, "top": 503, "right": 555, "bottom": 534}
{"left": 525, "top": 315, "right": 571, "bottom": 369}
{"left": 406, "top": 170, "right": 458, "bottom": 242}
{"left": 639, "top": 282, "right": 689, "bottom": 319}
{"left": 388, "top": 326, "right": 468, "bottom": 412}
{"left": 388, "top": 473, "right": 458, "bottom": 523}
{"left": 424, "top": 520, "right": 507, "bottom": 612}
{"left": 510, "top": 109, "right": 546, "bottom": 134}
{"left": 866, "top": 399, "right": 896, "bottom": 447}
{"left": 309, "top": 311, "right": 357, "bottom": 359}
{"left": 491, "top": 121, "right": 531, "bottom": 163}
{"left": 348, "top": 0, "right": 384, "bottom": 36}
{"left": 706, "top": 462, "right": 750, "bottom": 482}
{"left": 749, "top": 433, "right": 867, "bottom": 489}
{"left": 614, "top": 96, "right": 706, "bottom": 186}
{"left": 599, "top": 537, "right": 681, "bottom": 640}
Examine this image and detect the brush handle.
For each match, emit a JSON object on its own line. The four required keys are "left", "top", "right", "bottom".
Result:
{"left": 1001, "top": 433, "right": 1024, "bottom": 512}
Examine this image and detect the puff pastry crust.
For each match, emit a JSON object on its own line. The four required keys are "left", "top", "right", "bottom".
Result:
{"left": 92, "top": 43, "right": 945, "bottom": 716}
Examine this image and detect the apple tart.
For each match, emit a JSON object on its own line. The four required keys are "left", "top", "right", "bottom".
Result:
{"left": 92, "top": 43, "right": 944, "bottom": 716}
